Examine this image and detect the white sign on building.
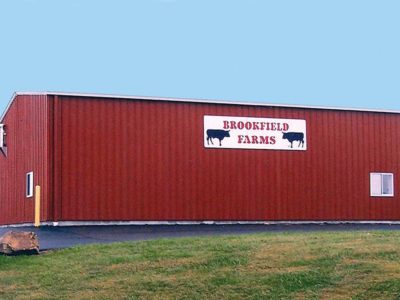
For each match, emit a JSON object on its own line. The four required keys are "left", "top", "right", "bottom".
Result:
{"left": 204, "top": 115, "right": 307, "bottom": 150}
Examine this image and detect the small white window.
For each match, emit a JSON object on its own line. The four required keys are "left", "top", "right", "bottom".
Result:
{"left": 0, "top": 124, "right": 6, "bottom": 156}
{"left": 0, "top": 124, "right": 5, "bottom": 148}
{"left": 26, "top": 172, "right": 33, "bottom": 198}
{"left": 370, "top": 173, "right": 394, "bottom": 197}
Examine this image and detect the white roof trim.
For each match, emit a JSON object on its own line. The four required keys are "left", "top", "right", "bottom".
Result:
{"left": 1, "top": 91, "right": 400, "bottom": 122}
{"left": 1, "top": 92, "right": 18, "bottom": 122}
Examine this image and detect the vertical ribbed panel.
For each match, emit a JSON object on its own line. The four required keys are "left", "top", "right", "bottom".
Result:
{"left": 0, "top": 95, "right": 50, "bottom": 225}
{"left": 54, "top": 96, "right": 400, "bottom": 222}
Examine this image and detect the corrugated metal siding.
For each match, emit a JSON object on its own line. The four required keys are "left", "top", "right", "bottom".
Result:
{"left": 56, "top": 96, "right": 400, "bottom": 221}
{"left": 0, "top": 95, "right": 50, "bottom": 225}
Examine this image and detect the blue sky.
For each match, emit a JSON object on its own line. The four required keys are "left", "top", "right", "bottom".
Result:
{"left": 0, "top": 0, "right": 399, "bottom": 112}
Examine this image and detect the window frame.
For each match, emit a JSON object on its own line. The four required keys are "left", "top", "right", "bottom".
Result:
{"left": 0, "top": 124, "right": 6, "bottom": 156}
{"left": 0, "top": 124, "right": 4, "bottom": 148}
{"left": 26, "top": 172, "right": 34, "bottom": 198}
{"left": 370, "top": 172, "right": 394, "bottom": 197}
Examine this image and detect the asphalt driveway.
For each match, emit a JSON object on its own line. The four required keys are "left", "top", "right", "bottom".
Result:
{"left": 1, "top": 223, "right": 400, "bottom": 250}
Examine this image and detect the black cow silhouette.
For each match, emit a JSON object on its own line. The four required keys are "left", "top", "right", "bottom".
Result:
{"left": 206, "top": 129, "right": 230, "bottom": 146}
{"left": 282, "top": 132, "right": 304, "bottom": 148}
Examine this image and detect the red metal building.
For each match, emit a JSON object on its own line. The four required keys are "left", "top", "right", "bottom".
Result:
{"left": 1, "top": 92, "right": 399, "bottom": 226}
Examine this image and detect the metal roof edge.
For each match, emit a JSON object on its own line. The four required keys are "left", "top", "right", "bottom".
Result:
{"left": 1, "top": 91, "right": 400, "bottom": 121}
{"left": 44, "top": 91, "right": 400, "bottom": 114}
{"left": 0, "top": 92, "right": 18, "bottom": 122}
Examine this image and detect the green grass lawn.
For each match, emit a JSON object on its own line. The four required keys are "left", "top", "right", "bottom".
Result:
{"left": 1, "top": 231, "right": 400, "bottom": 299}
